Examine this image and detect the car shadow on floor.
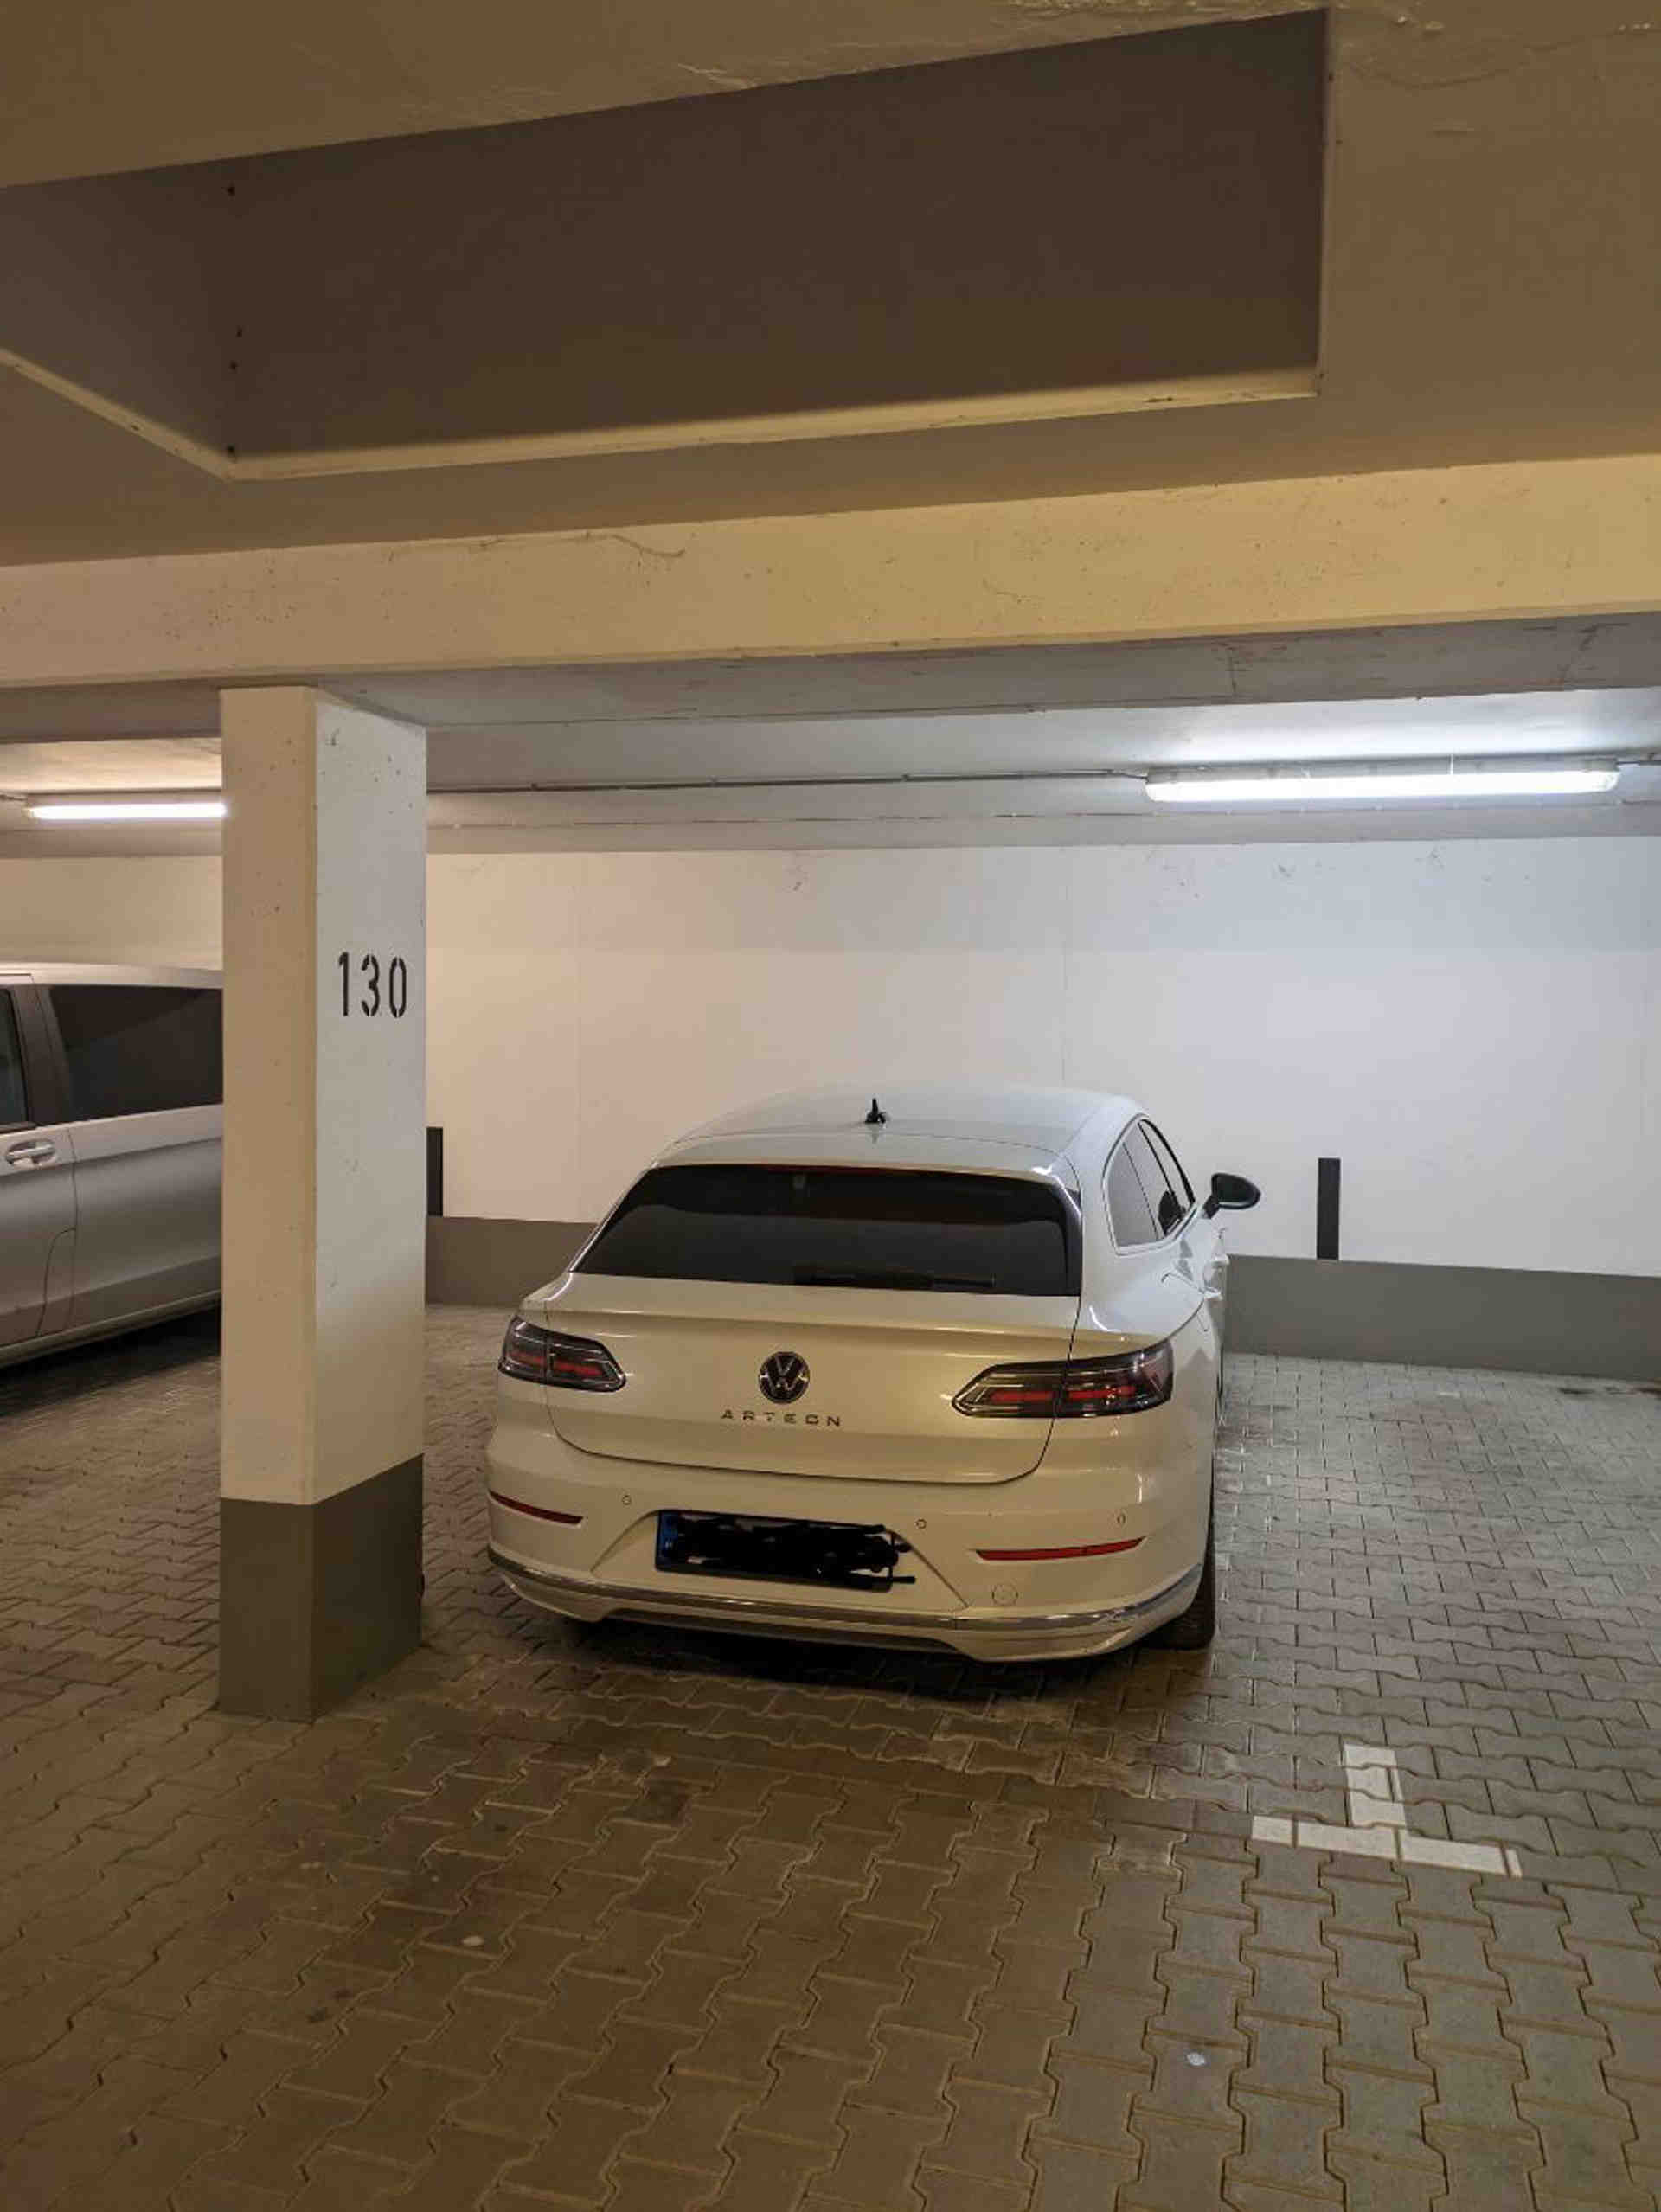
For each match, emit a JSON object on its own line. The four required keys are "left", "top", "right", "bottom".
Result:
{"left": 0, "top": 1307, "right": 221, "bottom": 1421}
{"left": 512, "top": 1601, "right": 1182, "bottom": 1715}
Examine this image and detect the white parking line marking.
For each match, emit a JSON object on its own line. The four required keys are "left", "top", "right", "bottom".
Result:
{"left": 1250, "top": 1742, "right": 1523, "bottom": 1876}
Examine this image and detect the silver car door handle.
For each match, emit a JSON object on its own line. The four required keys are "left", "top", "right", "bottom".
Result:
{"left": 1203, "top": 1286, "right": 1227, "bottom": 1302}
{"left": 4, "top": 1138, "right": 55, "bottom": 1165}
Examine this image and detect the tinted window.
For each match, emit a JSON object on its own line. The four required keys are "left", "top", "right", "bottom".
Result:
{"left": 0, "top": 994, "right": 27, "bottom": 1125}
{"left": 51, "top": 986, "right": 221, "bottom": 1120}
{"left": 1142, "top": 1121, "right": 1194, "bottom": 1210}
{"left": 1106, "top": 1142, "right": 1158, "bottom": 1247}
{"left": 578, "top": 1164, "right": 1079, "bottom": 1296}
{"left": 1126, "top": 1124, "right": 1185, "bottom": 1239}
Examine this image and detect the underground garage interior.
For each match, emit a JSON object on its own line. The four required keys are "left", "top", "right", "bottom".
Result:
{"left": 1, "top": 5, "right": 1659, "bottom": 2210}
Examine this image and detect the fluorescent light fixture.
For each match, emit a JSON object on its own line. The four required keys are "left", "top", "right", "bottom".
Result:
{"left": 26, "top": 798, "right": 227, "bottom": 823}
{"left": 1145, "top": 764, "right": 1619, "bottom": 805}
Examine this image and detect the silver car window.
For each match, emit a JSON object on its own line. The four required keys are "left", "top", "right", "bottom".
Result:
{"left": 49, "top": 985, "right": 221, "bottom": 1121}
{"left": 0, "top": 993, "right": 28, "bottom": 1127}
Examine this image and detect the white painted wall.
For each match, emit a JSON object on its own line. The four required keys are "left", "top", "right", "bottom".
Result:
{"left": 0, "top": 855, "right": 221, "bottom": 965}
{"left": 3, "top": 839, "right": 1656, "bottom": 1275}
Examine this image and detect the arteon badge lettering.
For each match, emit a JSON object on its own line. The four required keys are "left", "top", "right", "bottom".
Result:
{"left": 721, "top": 1408, "right": 843, "bottom": 1426}
{"left": 724, "top": 1350, "right": 840, "bottom": 1426}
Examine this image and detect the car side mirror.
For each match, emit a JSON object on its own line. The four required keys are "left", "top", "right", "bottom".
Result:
{"left": 1202, "top": 1171, "right": 1260, "bottom": 1218}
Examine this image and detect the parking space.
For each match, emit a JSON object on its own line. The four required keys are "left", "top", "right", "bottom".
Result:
{"left": 0, "top": 1308, "right": 1657, "bottom": 2211}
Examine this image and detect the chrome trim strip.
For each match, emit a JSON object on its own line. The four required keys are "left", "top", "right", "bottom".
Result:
{"left": 487, "top": 1547, "right": 1202, "bottom": 1638}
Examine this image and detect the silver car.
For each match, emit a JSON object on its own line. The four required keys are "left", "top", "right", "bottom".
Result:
{"left": 0, "top": 965, "right": 222, "bottom": 1365}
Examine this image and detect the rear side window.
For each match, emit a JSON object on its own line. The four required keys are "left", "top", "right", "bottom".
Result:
{"left": 50, "top": 986, "right": 222, "bottom": 1121}
{"left": 1126, "top": 1124, "right": 1187, "bottom": 1240}
{"left": 1106, "top": 1141, "right": 1158, "bottom": 1247}
{"left": 0, "top": 993, "right": 27, "bottom": 1125}
{"left": 1142, "top": 1122, "right": 1194, "bottom": 1211}
{"left": 578, "top": 1164, "right": 1080, "bottom": 1296}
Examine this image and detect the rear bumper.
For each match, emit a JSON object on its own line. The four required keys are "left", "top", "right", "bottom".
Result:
{"left": 489, "top": 1544, "right": 1203, "bottom": 1662}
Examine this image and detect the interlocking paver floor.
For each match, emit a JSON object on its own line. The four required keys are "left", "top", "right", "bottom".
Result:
{"left": 0, "top": 1306, "right": 1658, "bottom": 2210}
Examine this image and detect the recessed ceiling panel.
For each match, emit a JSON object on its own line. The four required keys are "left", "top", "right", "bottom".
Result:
{"left": 0, "top": 14, "right": 1324, "bottom": 478}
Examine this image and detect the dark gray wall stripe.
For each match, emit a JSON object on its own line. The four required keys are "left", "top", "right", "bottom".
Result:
{"left": 426, "top": 1216, "right": 1660, "bottom": 1384}
{"left": 1228, "top": 1256, "right": 1660, "bottom": 1383}
{"left": 426, "top": 1216, "right": 592, "bottom": 1307}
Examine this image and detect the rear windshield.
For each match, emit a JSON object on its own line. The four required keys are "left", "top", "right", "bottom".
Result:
{"left": 577, "top": 1164, "right": 1080, "bottom": 1297}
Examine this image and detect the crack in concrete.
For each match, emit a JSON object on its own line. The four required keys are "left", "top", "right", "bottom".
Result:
{"left": 579, "top": 532, "right": 689, "bottom": 564}
{"left": 676, "top": 64, "right": 759, "bottom": 92}
{"left": 1559, "top": 619, "right": 1613, "bottom": 684}
{"left": 1346, "top": 4, "right": 1658, "bottom": 89}
{"left": 1000, "top": 0, "right": 1299, "bottom": 21}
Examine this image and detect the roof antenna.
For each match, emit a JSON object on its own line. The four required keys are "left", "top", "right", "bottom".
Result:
{"left": 864, "top": 1096, "right": 888, "bottom": 1126}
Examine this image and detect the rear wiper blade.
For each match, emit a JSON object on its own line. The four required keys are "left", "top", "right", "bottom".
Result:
{"left": 793, "top": 1266, "right": 997, "bottom": 1292}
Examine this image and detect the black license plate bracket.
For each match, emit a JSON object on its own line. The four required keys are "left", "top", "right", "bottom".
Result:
{"left": 656, "top": 1510, "right": 914, "bottom": 1593}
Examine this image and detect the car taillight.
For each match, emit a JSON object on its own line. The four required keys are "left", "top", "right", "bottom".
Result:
{"left": 953, "top": 1341, "right": 1173, "bottom": 1419}
{"left": 499, "top": 1318, "right": 625, "bottom": 1392}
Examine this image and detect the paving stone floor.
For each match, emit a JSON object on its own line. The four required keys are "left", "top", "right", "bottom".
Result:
{"left": 0, "top": 1305, "right": 1658, "bottom": 2211}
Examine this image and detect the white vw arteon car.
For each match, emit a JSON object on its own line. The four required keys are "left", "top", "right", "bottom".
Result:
{"left": 485, "top": 1084, "right": 1259, "bottom": 1663}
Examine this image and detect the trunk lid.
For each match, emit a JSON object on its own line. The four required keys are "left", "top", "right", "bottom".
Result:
{"left": 538, "top": 1275, "right": 1076, "bottom": 1483}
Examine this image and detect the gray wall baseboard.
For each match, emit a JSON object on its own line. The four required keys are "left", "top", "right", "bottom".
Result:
{"left": 1228, "top": 1255, "right": 1660, "bottom": 1383}
{"left": 426, "top": 1217, "right": 1660, "bottom": 1384}
{"left": 426, "top": 1216, "right": 591, "bottom": 1307}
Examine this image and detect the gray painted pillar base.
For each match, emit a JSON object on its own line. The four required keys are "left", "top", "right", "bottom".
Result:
{"left": 220, "top": 1456, "right": 424, "bottom": 1721}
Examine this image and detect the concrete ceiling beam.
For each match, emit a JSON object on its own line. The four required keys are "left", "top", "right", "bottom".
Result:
{"left": 3, "top": 452, "right": 1658, "bottom": 696}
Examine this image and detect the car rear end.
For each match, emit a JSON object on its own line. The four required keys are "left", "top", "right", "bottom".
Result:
{"left": 486, "top": 1138, "right": 1206, "bottom": 1658}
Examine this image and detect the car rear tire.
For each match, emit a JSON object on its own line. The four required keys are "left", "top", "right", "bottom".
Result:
{"left": 1149, "top": 1486, "right": 1216, "bottom": 1650}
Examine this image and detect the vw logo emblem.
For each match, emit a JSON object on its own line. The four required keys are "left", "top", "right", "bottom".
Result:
{"left": 759, "top": 1351, "right": 810, "bottom": 1406}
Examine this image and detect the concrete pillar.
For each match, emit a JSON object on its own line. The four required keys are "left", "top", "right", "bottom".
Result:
{"left": 218, "top": 686, "right": 426, "bottom": 1719}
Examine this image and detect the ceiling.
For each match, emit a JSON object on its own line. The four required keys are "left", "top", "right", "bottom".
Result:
{"left": 3, "top": 0, "right": 1276, "bottom": 190}
{"left": 3, "top": 650, "right": 1657, "bottom": 855}
{"left": 7, "top": 690, "right": 1656, "bottom": 798}
{"left": 5, "top": 612, "right": 1661, "bottom": 747}
{"left": 4, "top": 8, "right": 1655, "bottom": 855}
{"left": 3, "top": 1, "right": 1658, "bottom": 563}
{"left": 3, "top": 18, "right": 1322, "bottom": 479}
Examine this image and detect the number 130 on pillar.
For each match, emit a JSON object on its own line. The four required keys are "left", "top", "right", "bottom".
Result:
{"left": 336, "top": 952, "right": 409, "bottom": 1018}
